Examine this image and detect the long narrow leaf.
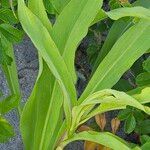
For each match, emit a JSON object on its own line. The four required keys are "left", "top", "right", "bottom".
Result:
{"left": 106, "top": 7, "right": 150, "bottom": 21}
{"left": 28, "top": 0, "right": 52, "bottom": 32}
{"left": 52, "top": 0, "right": 103, "bottom": 82}
{"left": 61, "top": 131, "right": 131, "bottom": 150}
{"left": 18, "top": 0, "right": 77, "bottom": 103}
{"left": 93, "top": 18, "right": 133, "bottom": 71}
{"left": 79, "top": 20, "right": 150, "bottom": 103}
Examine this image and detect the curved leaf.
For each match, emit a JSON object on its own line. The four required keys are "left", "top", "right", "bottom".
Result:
{"left": 93, "top": 18, "right": 133, "bottom": 71}
{"left": 0, "top": 8, "right": 18, "bottom": 24}
{"left": 18, "top": 0, "right": 77, "bottom": 103}
{"left": 0, "top": 23, "right": 24, "bottom": 43}
{"left": 106, "top": 7, "right": 150, "bottom": 21}
{"left": 61, "top": 131, "right": 131, "bottom": 150}
{"left": 52, "top": 0, "right": 103, "bottom": 82}
{"left": 0, "top": 116, "right": 14, "bottom": 143}
{"left": 28, "top": 0, "right": 52, "bottom": 32}
{"left": 79, "top": 20, "right": 150, "bottom": 103}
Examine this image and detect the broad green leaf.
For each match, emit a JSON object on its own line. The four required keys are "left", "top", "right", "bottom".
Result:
{"left": 1, "top": 0, "right": 10, "bottom": 8}
{"left": 28, "top": 0, "right": 52, "bottom": 32}
{"left": 27, "top": 0, "right": 62, "bottom": 146}
{"left": 71, "top": 89, "right": 150, "bottom": 131}
{"left": 49, "top": 0, "right": 71, "bottom": 14}
{"left": 1, "top": 0, "right": 17, "bottom": 8}
{"left": 43, "top": 0, "right": 56, "bottom": 14}
{"left": 135, "top": 120, "right": 150, "bottom": 135}
{"left": 79, "top": 20, "right": 150, "bottom": 103}
{"left": 92, "top": 18, "right": 133, "bottom": 72}
{"left": 134, "top": 0, "right": 150, "bottom": 9}
{"left": 0, "top": 95, "right": 19, "bottom": 114}
{"left": 20, "top": 61, "right": 62, "bottom": 150}
{"left": 52, "top": 0, "right": 103, "bottom": 82}
{"left": 91, "top": 9, "right": 107, "bottom": 25}
{"left": 118, "top": 108, "right": 131, "bottom": 121}
{"left": 141, "top": 142, "right": 150, "bottom": 150}
{"left": 93, "top": 0, "right": 150, "bottom": 71}
{"left": 61, "top": 131, "right": 131, "bottom": 150}
{"left": 124, "top": 114, "right": 136, "bottom": 134}
{"left": 106, "top": 7, "right": 150, "bottom": 21}
{"left": 0, "top": 8, "right": 18, "bottom": 24}
{"left": 18, "top": 0, "right": 77, "bottom": 104}
{"left": 143, "top": 57, "right": 150, "bottom": 72}
{"left": 42, "top": 0, "right": 103, "bottom": 145}
{"left": 140, "top": 135, "right": 150, "bottom": 145}
{"left": 128, "top": 87, "right": 150, "bottom": 104}
{"left": 91, "top": 0, "right": 150, "bottom": 26}
{"left": 0, "top": 23, "right": 24, "bottom": 43}
{"left": 19, "top": 0, "right": 80, "bottom": 149}
{"left": 109, "top": 0, "right": 121, "bottom": 10}
{"left": 136, "top": 72, "right": 150, "bottom": 86}
{"left": 0, "top": 116, "right": 14, "bottom": 143}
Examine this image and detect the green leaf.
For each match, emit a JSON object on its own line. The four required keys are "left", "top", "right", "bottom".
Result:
{"left": 91, "top": 9, "right": 107, "bottom": 25}
{"left": 141, "top": 142, "right": 150, "bottom": 150}
{"left": 143, "top": 57, "right": 150, "bottom": 72}
{"left": 93, "top": 0, "right": 150, "bottom": 71}
{"left": 1, "top": 35, "right": 20, "bottom": 96}
{"left": 136, "top": 72, "right": 150, "bottom": 86}
{"left": 0, "top": 23, "right": 24, "bottom": 43}
{"left": 113, "top": 79, "right": 133, "bottom": 92}
{"left": 128, "top": 87, "right": 150, "bottom": 104}
{"left": 140, "top": 135, "right": 150, "bottom": 145}
{"left": 72, "top": 89, "right": 150, "bottom": 131}
{"left": 109, "top": 0, "right": 121, "bottom": 10}
{"left": 28, "top": 0, "right": 52, "bottom": 32}
{"left": 1, "top": 0, "right": 17, "bottom": 8}
{"left": 87, "top": 43, "right": 99, "bottom": 65}
{"left": 133, "top": 109, "right": 145, "bottom": 121}
{"left": 124, "top": 114, "right": 136, "bottom": 134}
{"left": 92, "top": 18, "right": 133, "bottom": 72}
{"left": 18, "top": 0, "right": 104, "bottom": 149}
{"left": 49, "top": 0, "right": 71, "bottom": 14}
{"left": 61, "top": 131, "right": 131, "bottom": 150}
{"left": 118, "top": 108, "right": 131, "bottom": 121}
{"left": 18, "top": 0, "right": 77, "bottom": 104}
{"left": 0, "top": 116, "right": 14, "bottom": 143}
{"left": 106, "top": 7, "right": 150, "bottom": 21}
{"left": 0, "top": 8, "right": 18, "bottom": 24}
{"left": 18, "top": 5, "right": 77, "bottom": 149}
{"left": 79, "top": 20, "right": 150, "bottom": 103}
{"left": 52, "top": 0, "right": 103, "bottom": 82}
{"left": 131, "top": 58, "right": 144, "bottom": 77}
{"left": 0, "top": 36, "right": 13, "bottom": 65}
{"left": 0, "top": 95, "right": 20, "bottom": 114}
{"left": 43, "top": 0, "right": 56, "bottom": 14}
{"left": 20, "top": 61, "right": 61, "bottom": 150}
{"left": 135, "top": 120, "right": 150, "bottom": 134}
{"left": 134, "top": 0, "right": 150, "bottom": 9}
